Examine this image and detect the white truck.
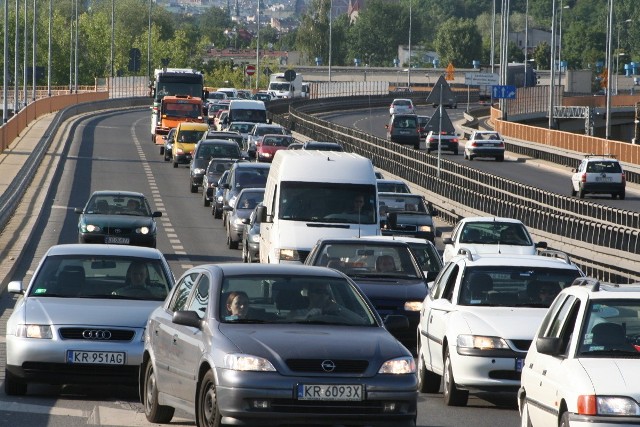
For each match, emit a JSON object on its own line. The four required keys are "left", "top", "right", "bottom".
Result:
{"left": 268, "top": 72, "right": 304, "bottom": 99}
{"left": 257, "top": 150, "right": 380, "bottom": 264}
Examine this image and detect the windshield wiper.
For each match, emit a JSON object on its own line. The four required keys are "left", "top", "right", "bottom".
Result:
{"left": 226, "top": 319, "right": 266, "bottom": 324}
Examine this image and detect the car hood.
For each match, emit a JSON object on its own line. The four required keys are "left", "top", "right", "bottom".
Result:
{"left": 579, "top": 359, "right": 640, "bottom": 394}
{"left": 349, "top": 278, "right": 427, "bottom": 302}
{"left": 191, "top": 159, "right": 209, "bottom": 169}
{"left": 457, "top": 306, "right": 547, "bottom": 339}
{"left": 219, "top": 324, "right": 406, "bottom": 363}
{"left": 21, "top": 297, "right": 160, "bottom": 327}
{"left": 80, "top": 214, "right": 154, "bottom": 228}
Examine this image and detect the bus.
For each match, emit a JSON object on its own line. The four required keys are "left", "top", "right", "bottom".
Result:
{"left": 150, "top": 68, "right": 205, "bottom": 142}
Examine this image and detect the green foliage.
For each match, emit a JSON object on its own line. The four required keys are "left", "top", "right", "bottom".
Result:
{"left": 433, "top": 18, "right": 482, "bottom": 68}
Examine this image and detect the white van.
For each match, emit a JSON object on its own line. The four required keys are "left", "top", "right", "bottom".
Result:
{"left": 257, "top": 151, "right": 380, "bottom": 264}
{"left": 227, "top": 100, "right": 268, "bottom": 125}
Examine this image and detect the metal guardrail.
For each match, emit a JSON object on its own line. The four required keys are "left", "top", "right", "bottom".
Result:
{"left": 269, "top": 96, "right": 640, "bottom": 283}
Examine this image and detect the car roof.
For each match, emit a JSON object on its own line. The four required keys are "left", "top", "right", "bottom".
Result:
{"left": 313, "top": 237, "right": 411, "bottom": 247}
{"left": 193, "top": 263, "right": 345, "bottom": 278}
{"left": 177, "top": 122, "right": 209, "bottom": 131}
{"left": 378, "top": 191, "right": 422, "bottom": 199}
{"left": 90, "top": 190, "right": 146, "bottom": 198}
{"left": 392, "top": 98, "right": 413, "bottom": 103}
{"left": 359, "top": 235, "right": 435, "bottom": 245}
{"left": 458, "top": 216, "right": 525, "bottom": 225}
{"left": 564, "top": 277, "right": 640, "bottom": 299}
{"left": 452, "top": 252, "right": 579, "bottom": 270}
{"left": 377, "top": 179, "right": 406, "bottom": 184}
{"left": 199, "top": 139, "right": 240, "bottom": 146}
{"left": 45, "top": 243, "right": 164, "bottom": 259}
{"left": 232, "top": 162, "right": 270, "bottom": 169}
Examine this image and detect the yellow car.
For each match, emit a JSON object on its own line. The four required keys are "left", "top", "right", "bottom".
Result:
{"left": 172, "top": 122, "right": 209, "bottom": 168}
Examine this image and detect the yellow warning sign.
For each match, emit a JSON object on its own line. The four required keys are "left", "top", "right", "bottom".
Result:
{"left": 445, "top": 63, "right": 455, "bottom": 81}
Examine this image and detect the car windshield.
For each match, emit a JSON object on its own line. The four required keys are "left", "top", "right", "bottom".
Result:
{"left": 279, "top": 182, "right": 377, "bottom": 224}
{"left": 228, "top": 123, "right": 254, "bottom": 134}
{"left": 311, "top": 243, "right": 422, "bottom": 279}
{"left": 28, "top": 255, "right": 171, "bottom": 300}
{"left": 263, "top": 136, "right": 293, "bottom": 147}
{"left": 257, "top": 126, "right": 285, "bottom": 136}
{"left": 85, "top": 195, "right": 152, "bottom": 216}
{"left": 197, "top": 144, "right": 240, "bottom": 159}
{"left": 237, "top": 191, "right": 264, "bottom": 210}
{"left": 457, "top": 267, "right": 581, "bottom": 307}
{"left": 163, "top": 102, "right": 201, "bottom": 118}
{"left": 459, "top": 222, "right": 533, "bottom": 246}
{"left": 177, "top": 130, "right": 206, "bottom": 143}
{"left": 219, "top": 275, "right": 376, "bottom": 325}
{"left": 578, "top": 300, "right": 640, "bottom": 357}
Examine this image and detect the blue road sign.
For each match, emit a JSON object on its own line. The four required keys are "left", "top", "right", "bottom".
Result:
{"left": 492, "top": 85, "right": 516, "bottom": 99}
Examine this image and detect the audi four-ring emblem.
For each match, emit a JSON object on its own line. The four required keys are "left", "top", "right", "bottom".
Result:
{"left": 321, "top": 360, "right": 336, "bottom": 372}
{"left": 82, "top": 330, "right": 112, "bottom": 340}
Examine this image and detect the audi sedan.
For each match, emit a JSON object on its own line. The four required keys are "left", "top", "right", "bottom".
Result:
{"left": 141, "top": 264, "right": 418, "bottom": 427}
{"left": 4, "top": 244, "right": 175, "bottom": 395}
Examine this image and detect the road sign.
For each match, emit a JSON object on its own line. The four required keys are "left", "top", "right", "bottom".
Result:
{"left": 445, "top": 63, "right": 455, "bottom": 81}
{"left": 245, "top": 65, "right": 256, "bottom": 76}
{"left": 284, "top": 69, "right": 297, "bottom": 82}
{"left": 492, "top": 85, "right": 516, "bottom": 99}
{"left": 464, "top": 72, "right": 499, "bottom": 86}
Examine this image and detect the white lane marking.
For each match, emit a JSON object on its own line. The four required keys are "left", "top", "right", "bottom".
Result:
{"left": 87, "top": 405, "right": 194, "bottom": 426}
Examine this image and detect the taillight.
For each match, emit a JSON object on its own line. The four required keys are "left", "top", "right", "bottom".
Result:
{"left": 452, "top": 138, "right": 459, "bottom": 143}
{"left": 498, "top": 141, "right": 504, "bottom": 147}
{"left": 580, "top": 173, "right": 587, "bottom": 183}
{"left": 622, "top": 173, "right": 626, "bottom": 184}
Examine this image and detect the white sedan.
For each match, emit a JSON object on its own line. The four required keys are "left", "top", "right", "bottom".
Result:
{"left": 442, "top": 216, "right": 547, "bottom": 264}
{"left": 519, "top": 277, "right": 640, "bottom": 427}
{"left": 463, "top": 130, "right": 505, "bottom": 161}
{"left": 417, "top": 252, "right": 583, "bottom": 406}
{"left": 389, "top": 98, "right": 415, "bottom": 115}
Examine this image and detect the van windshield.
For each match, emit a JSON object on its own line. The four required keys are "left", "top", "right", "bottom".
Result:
{"left": 229, "top": 109, "right": 267, "bottom": 123}
{"left": 279, "top": 182, "right": 377, "bottom": 224}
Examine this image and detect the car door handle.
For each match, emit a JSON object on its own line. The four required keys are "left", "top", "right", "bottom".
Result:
{"left": 542, "top": 369, "right": 547, "bottom": 376}
{"left": 172, "top": 334, "right": 178, "bottom": 345}
{"left": 429, "top": 315, "right": 433, "bottom": 323}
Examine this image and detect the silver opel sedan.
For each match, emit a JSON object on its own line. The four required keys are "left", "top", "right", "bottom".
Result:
{"left": 4, "top": 244, "right": 175, "bottom": 395}
{"left": 141, "top": 263, "right": 418, "bottom": 427}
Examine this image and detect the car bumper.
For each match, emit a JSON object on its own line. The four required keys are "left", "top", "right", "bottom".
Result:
{"left": 174, "top": 154, "right": 192, "bottom": 164}
{"left": 382, "top": 229, "right": 435, "bottom": 243}
{"left": 390, "top": 136, "right": 420, "bottom": 146}
{"left": 247, "top": 242, "right": 260, "bottom": 259}
{"left": 6, "top": 334, "right": 143, "bottom": 386}
{"left": 450, "top": 346, "right": 525, "bottom": 392}
{"left": 214, "top": 368, "right": 418, "bottom": 426}
{"left": 427, "top": 143, "right": 458, "bottom": 152}
{"left": 78, "top": 233, "right": 156, "bottom": 248}
{"left": 191, "top": 174, "right": 204, "bottom": 185}
{"left": 581, "top": 182, "right": 625, "bottom": 193}
{"left": 467, "top": 148, "right": 505, "bottom": 157}
{"left": 565, "top": 413, "right": 640, "bottom": 427}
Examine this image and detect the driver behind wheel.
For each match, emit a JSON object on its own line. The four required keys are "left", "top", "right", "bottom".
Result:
{"left": 113, "top": 261, "right": 154, "bottom": 297}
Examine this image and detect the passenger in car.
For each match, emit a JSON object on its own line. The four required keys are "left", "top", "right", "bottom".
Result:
{"left": 225, "top": 291, "right": 250, "bottom": 320}
{"left": 376, "top": 255, "right": 397, "bottom": 273}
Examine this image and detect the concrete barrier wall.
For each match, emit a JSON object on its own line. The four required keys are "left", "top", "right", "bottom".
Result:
{"left": 0, "top": 92, "right": 109, "bottom": 152}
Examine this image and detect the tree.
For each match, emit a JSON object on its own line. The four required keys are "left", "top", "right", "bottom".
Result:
{"left": 433, "top": 18, "right": 482, "bottom": 68}
{"left": 532, "top": 41, "right": 550, "bottom": 70}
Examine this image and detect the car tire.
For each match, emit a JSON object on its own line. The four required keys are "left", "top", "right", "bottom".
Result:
{"left": 173, "top": 161, "right": 178, "bottom": 168}
{"left": 143, "top": 361, "right": 175, "bottom": 423}
{"left": 4, "top": 369, "right": 27, "bottom": 396}
{"left": 427, "top": 149, "right": 431, "bottom": 154}
{"left": 227, "top": 232, "right": 238, "bottom": 250}
{"left": 443, "top": 349, "right": 468, "bottom": 407}
{"left": 214, "top": 206, "right": 222, "bottom": 219}
{"left": 159, "top": 146, "right": 164, "bottom": 155}
{"left": 242, "top": 242, "right": 249, "bottom": 263}
{"left": 560, "top": 411, "right": 571, "bottom": 427}
{"left": 164, "top": 152, "right": 170, "bottom": 162}
{"left": 196, "top": 370, "right": 222, "bottom": 427}
{"left": 453, "top": 148, "right": 459, "bottom": 155}
{"left": 570, "top": 187, "right": 576, "bottom": 197}
{"left": 190, "top": 180, "right": 198, "bottom": 193}
{"left": 417, "top": 353, "right": 441, "bottom": 393}
{"left": 496, "top": 155, "right": 504, "bottom": 162}
{"left": 203, "top": 192, "right": 210, "bottom": 207}
{"left": 469, "top": 154, "right": 474, "bottom": 161}
{"left": 619, "top": 191, "right": 626, "bottom": 200}
{"left": 578, "top": 188, "right": 585, "bottom": 199}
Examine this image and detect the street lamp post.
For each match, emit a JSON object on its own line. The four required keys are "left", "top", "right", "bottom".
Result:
{"left": 256, "top": 0, "right": 260, "bottom": 90}
{"left": 407, "top": 0, "right": 411, "bottom": 87}
{"left": 147, "top": 0, "right": 151, "bottom": 81}
{"left": 605, "top": 0, "right": 614, "bottom": 141}
{"left": 111, "top": 0, "right": 114, "bottom": 78}
{"left": 48, "top": 0, "right": 52, "bottom": 97}
{"left": 548, "top": 0, "right": 558, "bottom": 129}
{"left": 14, "top": 0, "right": 19, "bottom": 110}
{"left": 615, "top": 19, "right": 632, "bottom": 95}
{"left": 557, "top": 3, "right": 569, "bottom": 90}
{"left": 32, "top": 0, "right": 36, "bottom": 102}
{"left": 3, "top": 0, "right": 8, "bottom": 122}
{"left": 328, "top": 0, "right": 332, "bottom": 82}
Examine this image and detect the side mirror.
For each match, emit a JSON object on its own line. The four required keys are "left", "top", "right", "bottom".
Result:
{"left": 536, "top": 241, "right": 548, "bottom": 249}
{"left": 74, "top": 207, "right": 84, "bottom": 214}
{"left": 7, "top": 280, "right": 24, "bottom": 294}
{"left": 384, "top": 125, "right": 389, "bottom": 129}
{"left": 152, "top": 211, "right": 163, "bottom": 218}
{"left": 535, "top": 336, "right": 563, "bottom": 356}
{"left": 241, "top": 218, "right": 251, "bottom": 225}
{"left": 442, "top": 236, "right": 453, "bottom": 245}
{"left": 172, "top": 310, "right": 202, "bottom": 329}
{"left": 256, "top": 204, "right": 270, "bottom": 223}
{"left": 383, "top": 314, "right": 410, "bottom": 331}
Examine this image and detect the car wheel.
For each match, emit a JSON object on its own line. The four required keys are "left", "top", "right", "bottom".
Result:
{"left": 242, "top": 242, "right": 249, "bottom": 263}
{"left": 227, "top": 231, "right": 238, "bottom": 250}
{"left": 214, "top": 206, "right": 222, "bottom": 219}
{"left": 453, "top": 149, "right": 458, "bottom": 155}
{"left": 203, "top": 192, "right": 210, "bottom": 207}
{"left": 619, "top": 191, "right": 626, "bottom": 200}
{"left": 4, "top": 369, "right": 27, "bottom": 396}
{"left": 520, "top": 399, "right": 533, "bottom": 427}
{"left": 560, "top": 411, "right": 571, "bottom": 427}
{"left": 196, "top": 370, "right": 222, "bottom": 427}
{"left": 427, "top": 149, "right": 431, "bottom": 154}
{"left": 417, "top": 353, "right": 441, "bottom": 393}
{"left": 570, "top": 187, "right": 576, "bottom": 197}
{"left": 173, "top": 161, "right": 178, "bottom": 168}
{"left": 159, "top": 146, "right": 164, "bottom": 155}
{"left": 578, "top": 188, "right": 585, "bottom": 199}
{"left": 143, "top": 361, "right": 175, "bottom": 423}
{"left": 469, "top": 154, "right": 474, "bottom": 161}
{"left": 443, "top": 349, "right": 468, "bottom": 406}
{"left": 496, "top": 155, "right": 504, "bottom": 162}
{"left": 164, "top": 152, "right": 170, "bottom": 162}
{"left": 190, "top": 180, "right": 198, "bottom": 193}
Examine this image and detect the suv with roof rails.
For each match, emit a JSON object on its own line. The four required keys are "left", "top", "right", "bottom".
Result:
{"left": 570, "top": 154, "right": 626, "bottom": 200}
{"left": 417, "top": 250, "right": 584, "bottom": 407}
{"left": 519, "top": 277, "right": 640, "bottom": 427}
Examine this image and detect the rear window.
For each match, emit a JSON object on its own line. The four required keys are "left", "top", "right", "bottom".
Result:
{"left": 394, "top": 100, "right": 411, "bottom": 106}
{"left": 393, "top": 117, "right": 417, "bottom": 129}
{"left": 586, "top": 161, "right": 622, "bottom": 173}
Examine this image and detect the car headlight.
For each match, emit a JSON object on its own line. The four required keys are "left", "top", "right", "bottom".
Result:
{"left": 16, "top": 324, "right": 52, "bottom": 339}
{"left": 193, "top": 168, "right": 205, "bottom": 175}
{"left": 83, "top": 224, "right": 101, "bottom": 233}
{"left": 216, "top": 195, "right": 224, "bottom": 202}
{"left": 234, "top": 217, "right": 244, "bottom": 226}
{"left": 457, "top": 335, "right": 509, "bottom": 350}
{"left": 250, "top": 234, "right": 260, "bottom": 243}
{"left": 262, "top": 152, "right": 272, "bottom": 157}
{"left": 279, "top": 248, "right": 301, "bottom": 261}
{"left": 578, "top": 395, "right": 640, "bottom": 416}
{"left": 417, "top": 225, "right": 432, "bottom": 233}
{"left": 378, "top": 356, "right": 416, "bottom": 374}
{"left": 224, "top": 353, "right": 276, "bottom": 372}
{"left": 136, "top": 226, "right": 151, "bottom": 235}
{"left": 404, "top": 301, "right": 423, "bottom": 312}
